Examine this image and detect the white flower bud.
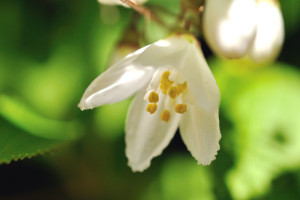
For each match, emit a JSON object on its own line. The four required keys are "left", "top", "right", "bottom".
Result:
{"left": 249, "top": 0, "right": 284, "bottom": 63}
{"left": 203, "top": 0, "right": 257, "bottom": 59}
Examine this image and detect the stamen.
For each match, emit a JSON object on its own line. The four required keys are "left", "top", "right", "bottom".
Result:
{"left": 177, "top": 81, "right": 187, "bottom": 94}
{"left": 161, "top": 71, "right": 172, "bottom": 82}
{"left": 160, "top": 110, "right": 171, "bottom": 122}
{"left": 168, "top": 86, "right": 178, "bottom": 99}
{"left": 160, "top": 71, "right": 174, "bottom": 94}
{"left": 145, "top": 69, "right": 189, "bottom": 118}
{"left": 148, "top": 91, "right": 159, "bottom": 103}
{"left": 175, "top": 104, "right": 187, "bottom": 114}
{"left": 146, "top": 103, "right": 158, "bottom": 114}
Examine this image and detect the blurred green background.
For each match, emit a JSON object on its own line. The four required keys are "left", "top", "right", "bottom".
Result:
{"left": 1, "top": 0, "right": 300, "bottom": 199}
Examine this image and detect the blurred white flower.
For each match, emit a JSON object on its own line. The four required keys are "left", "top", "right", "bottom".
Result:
{"left": 203, "top": 0, "right": 284, "bottom": 63}
{"left": 98, "top": 0, "right": 147, "bottom": 6}
{"left": 203, "top": 0, "right": 257, "bottom": 59}
{"left": 79, "top": 34, "right": 221, "bottom": 172}
{"left": 249, "top": 0, "right": 284, "bottom": 62}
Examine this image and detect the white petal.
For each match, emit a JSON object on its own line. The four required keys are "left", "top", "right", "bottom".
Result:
{"left": 79, "top": 36, "right": 191, "bottom": 110}
{"left": 134, "top": 35, "right": 191, "bottom": 68}
{"left": 203, "top": 0, "right": 257, "bottom": 58}
{"left": 180, "top": 105, "right": 221, "bottom": 165}
{"left": 146, "top": 67, "right": 169, "bottom": 92}
{"left": 249, "top": 0, "right": 284, "bottom": 63}
{"left": 98, "top": 0, "right": 147, "bottom": 6}
{"left": 125, "top": 90, "right": 181, "bottom": 172}
{"left": 178, "top": 39, "right": 220, "bottom": 113}
{"left": 78, "top": 46, "right": 154, "bottom": 110}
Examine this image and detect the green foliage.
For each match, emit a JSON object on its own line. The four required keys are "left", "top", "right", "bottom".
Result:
{"left": 145, "top": 155, "right": 215, "bottom": 200}
{"left": 94, "top": 99, "right": 131, "bottom": 140}
{"left": 280, "top": 0, "right": 300, "bottom": 34}
{"left": 212, "top": 60, "right": 300, "bottom": 199}
{"left": 0, "top": 95, "right": 81, "bottom": 164}
{"left": 18, "top": 47, "right": 84, "bottom": 119}
{"left": 0, "top": 132, "right": 62, "bottom": 165}
{"left": 1, "top": 0, "right": 300, "bottom": 199}
{"left": 0, "top": 0, "right": 130, "bottom": 164}
{"left": 0, "top": 119, "right": 64, "bottom": 164}
{"left": 0, "top": 95, "right": 82, "bottom": 141}
{"left": 139, "top": 0, "right": 180, "bottom": 44}
{"left": 93, "top": 5, "right": 132, "bottom": 73}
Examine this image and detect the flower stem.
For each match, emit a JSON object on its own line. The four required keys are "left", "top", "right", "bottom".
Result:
{"left": 120, "top": 0, "right": 150, "bottom": 18}
{"left": 120, "top": 0, "right": 169, "bottom": 31}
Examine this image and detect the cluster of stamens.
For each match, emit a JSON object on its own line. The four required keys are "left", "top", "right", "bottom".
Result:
{"left": 146, "top": 70, "right": 188, "bottom": 123}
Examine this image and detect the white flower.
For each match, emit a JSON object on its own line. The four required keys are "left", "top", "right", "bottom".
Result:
{"left": 203, "top": 0, "right": 284, "bottom": 62}
{"left": 79, "top": 34, "right": 221, "bottom": 172}
{"left": 203, "top": 0, "right": 257, "bottom": 59}
{"left": 249, "top": 0, "right": 284, "bottom": 63}
{"left": 98, "top": 0, "right": 147, "bottom": 6}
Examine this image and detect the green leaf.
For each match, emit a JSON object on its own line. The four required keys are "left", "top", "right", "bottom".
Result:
{"left": 0, "top": 95, "right": 82, "bottom": 141}
{"left": 0, "top": 95, "right": 81, "bottom": 164}
{"left": 0, "top": 119, "right": 64, "bottom": 164}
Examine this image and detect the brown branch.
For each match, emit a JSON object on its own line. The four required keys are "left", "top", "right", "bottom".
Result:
{"left": 120, "top": 0, "right": 150, "bottom": 18}
{"left": 120, "top": 0, "right": 169, "bottom": 30}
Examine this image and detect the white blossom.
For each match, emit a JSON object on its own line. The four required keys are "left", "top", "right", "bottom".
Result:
{"left": 203, "top": 0, "right": 284, "bottom": 62}
{"left": 203, "top": 0, "right": 257, "bottom": 59}
{"left": 79, "top": 34, "right": 221, "bottom": 172}
{"left": 249, "top": 0, "right": 284, "bottom": 62}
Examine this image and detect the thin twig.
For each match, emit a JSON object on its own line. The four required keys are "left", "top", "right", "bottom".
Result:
{"left": 120, "top": 0, "right": 169, "bottom": 29}
{"left": 120, "top": 0, "right": 150, "bottom": 18}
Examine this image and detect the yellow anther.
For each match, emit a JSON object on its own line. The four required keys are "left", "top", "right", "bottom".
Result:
{"left": 175, "top": 104, "right": 187, "bottom": 114}
{"left": 160, "top": 84, "right": 169, "bottom": 94}
{"left": 160, "top": 110, "right": 171, "bottom": 122}
{"left": 168, "top": 86, "right": 178, "bottom": 99}
{"left": 160, "top": 71, "right": 174, "bottom": 94}
{"left": 148, "top": 92, "right": 159, "bottom": 103}
{"left": 146, "top": 103, "right": 158, "bottom": 114}
{"left": 161, "top": 71, "right": 171, "bottom": 82}
{"left": 177, "top": 81, "right": 187, "bottom": 94}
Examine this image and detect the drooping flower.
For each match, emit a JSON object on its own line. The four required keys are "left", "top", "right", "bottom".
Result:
{"left": 203, "top": 0, "right": 257, "bottom": 59}
{"left": 79, "top": 34, "right": 221, "bottom": 172}
{"left": 98, "top": 0, "right": 147, "bottom": 6}
{"left": 203, "top": 0, "right": 284, "bottom": 63}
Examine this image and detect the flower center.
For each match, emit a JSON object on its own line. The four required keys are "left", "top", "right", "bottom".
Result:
{"left": 145, "top": 70, "right": 188, "bottom": 122}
